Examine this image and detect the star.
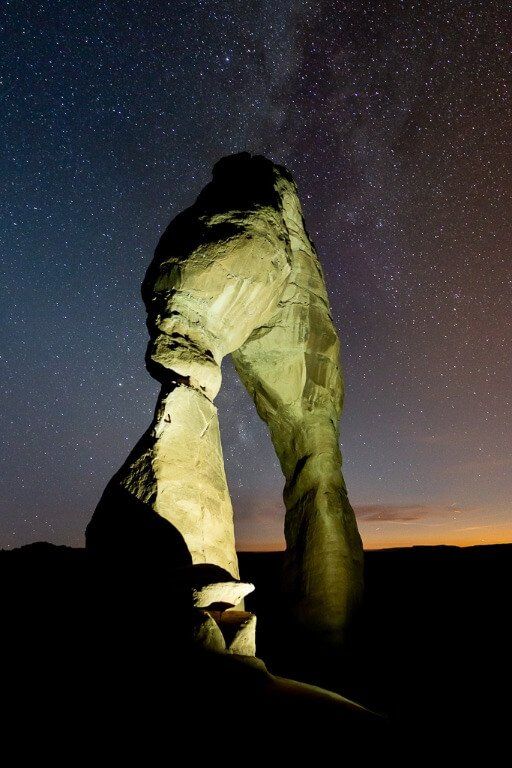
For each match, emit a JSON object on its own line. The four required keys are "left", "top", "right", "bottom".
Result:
{"left": 0, "top": 0, "right": 510, "bottom": 550}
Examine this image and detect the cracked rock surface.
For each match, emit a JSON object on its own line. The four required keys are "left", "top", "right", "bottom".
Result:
{"left": 87, "top": 153, "right": 363, "bottom": 641}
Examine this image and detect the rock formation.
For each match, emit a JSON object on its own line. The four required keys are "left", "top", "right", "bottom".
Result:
{"left": 86, "top": 152, "right": 363, "bottom": 644}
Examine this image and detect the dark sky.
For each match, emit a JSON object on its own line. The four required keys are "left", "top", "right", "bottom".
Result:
{"left": 1, "top": 0, "right": 511, "bottom": 550}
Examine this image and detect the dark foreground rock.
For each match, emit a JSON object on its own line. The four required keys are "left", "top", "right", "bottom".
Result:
{"left": 2, "top": 542, "right": 510, "bottom": 756}
{"left": 1, "top": 542, "right": 382, "bottom": 759}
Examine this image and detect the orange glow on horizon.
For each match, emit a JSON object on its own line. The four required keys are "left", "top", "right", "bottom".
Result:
{"left": 236, "top": 529, "right": 512, "bottom": 552}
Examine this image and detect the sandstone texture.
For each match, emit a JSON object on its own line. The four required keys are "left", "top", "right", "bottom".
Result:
{"left": 209, "top": 610, "right": 257, "bottom": 656}
{"left": 192, "top": 581, "right": 254, "bottom": 609}
{"left": 192, "top": 610, "right": 227, "bottom": 654}
{"left": 86, "top": 152, "right": 363, "bottom": 641}
{"left": 192, "top": 609, "right": 257, "bottom": 657}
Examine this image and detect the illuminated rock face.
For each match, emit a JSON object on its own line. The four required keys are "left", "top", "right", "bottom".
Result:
{"left": 87, "top": 153, "right": 363, "bottom": 640}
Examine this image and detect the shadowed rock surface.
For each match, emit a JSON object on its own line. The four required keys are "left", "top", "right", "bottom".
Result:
{"left": 2, "top": 542, "right": 385, "bottom": 759}
{"left": 87, "top": 153, "right": 363, "bottom": 641}
{"left": 2, "top": 542, "right": 509, "bottom": 757}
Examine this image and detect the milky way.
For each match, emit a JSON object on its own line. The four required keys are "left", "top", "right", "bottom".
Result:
{"left": 1, "top": 0, "right": 511, "bottom": 549}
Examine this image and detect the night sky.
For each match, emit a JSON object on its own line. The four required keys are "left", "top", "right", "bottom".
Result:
{"left": 1, "top": 1, "right": 511, "bottom": 551}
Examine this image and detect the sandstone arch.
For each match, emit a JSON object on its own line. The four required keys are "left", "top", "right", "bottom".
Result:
{"left": 86, "top": 153, "right": 363, "bottom": 640}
